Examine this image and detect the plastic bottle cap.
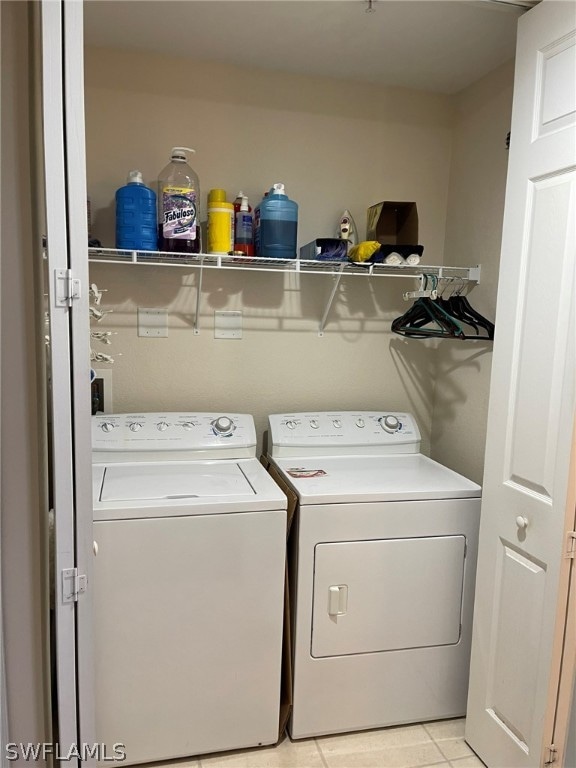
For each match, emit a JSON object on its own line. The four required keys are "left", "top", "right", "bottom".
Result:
{"left": 170, "top": 146, "right": 195, "bottom": 161}
{"left": 208, "top": 188, "right": 227, "bottom": 203}
{"left": 240, "top": 195, "right": 249, "bottom": 211}
{"left": 271, "top": 183, "right": 286, "bottom": 196}
{"left": 127, "top": 170, "right": 143, "bottom": 184}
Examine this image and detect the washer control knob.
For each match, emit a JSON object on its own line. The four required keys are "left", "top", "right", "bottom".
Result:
{"left": 182, "top": 422, "right": 195, "bottom": 431}
{"left": 157, "top": 421, "right": 169, "bottom": 432}
{"left": 286, "top": 420, "right": 297, "bottom": 430}
{"left": 310, "top": 419, "right": 319, "bottom": 429}
{"left": 212, "top": 416, "right": 235, "bottom": 435}
{"left": 379, "top": 415, "right": 400, "bottom": 433}
{"left": 356, "top": 418, "right": 365, "bottom": 428}
{"left": 128, "top": 422, "right": 143, "bottom": 432}
{"left": 100, "top": 421, "right": 115, "bottom": 433}
{"left": 333, "top": 419, "right": 342, "bottom": 429}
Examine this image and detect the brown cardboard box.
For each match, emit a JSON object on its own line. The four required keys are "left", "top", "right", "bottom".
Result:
{"left": 366, "top": 201, "right": 418, "bottom": 245}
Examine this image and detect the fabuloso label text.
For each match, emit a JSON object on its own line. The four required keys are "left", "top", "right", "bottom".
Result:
{"left": 162, "top": 186, "right": 197, "bottom": 240}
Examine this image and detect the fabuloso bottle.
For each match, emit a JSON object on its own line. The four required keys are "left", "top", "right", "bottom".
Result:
{"left": 157, "top": 147, "right": 201, "bottom": 254}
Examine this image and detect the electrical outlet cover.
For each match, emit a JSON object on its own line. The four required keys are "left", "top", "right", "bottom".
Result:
{"left": 138, "top": 308, "right": 168, "bottom": 337}
{"left": 214, "top": 310, "right": 242, "bottom": 339}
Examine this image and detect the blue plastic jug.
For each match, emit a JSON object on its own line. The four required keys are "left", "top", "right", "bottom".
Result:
{"left": 255, "top": 183, "right": 298, "bottom": 259}
{"left": 115, "top": 171, "right": 157, "bottom": 251}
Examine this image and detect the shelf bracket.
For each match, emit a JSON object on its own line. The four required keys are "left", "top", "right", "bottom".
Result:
{"left": 194, "top": 261, "right": 204, "bottom": 335}
{"left": 468, "top": 265, "right": 481, "bottom": 284}
{"left": 318, "top": 265, "right": 345, "bottom": 337}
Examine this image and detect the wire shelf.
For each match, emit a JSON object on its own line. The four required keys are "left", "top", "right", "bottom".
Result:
{"left": 87, "top": 247, "right": 481, "bottom": 336}
{"left": 88, "top": 247, "right": 481, "bottom": 283}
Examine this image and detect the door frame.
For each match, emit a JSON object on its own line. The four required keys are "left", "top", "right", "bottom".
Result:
{"left": 46, "top": 1, "right": 576, "bottom": 764}
{"left": 41, "top": 0, "right": 95, "bottom": 759}
{"left": 543, "top": 419, "right": 576, "bottom": 766}
{"left": 63, "top": 0, "right": 96, "bottom": 753}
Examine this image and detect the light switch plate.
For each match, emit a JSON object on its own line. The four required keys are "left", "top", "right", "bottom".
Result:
{"left": 138, "top": 308, "right": 168, "bottom": 337}
{"left": 214, "top": 310, "right": 242, "bottom": 339}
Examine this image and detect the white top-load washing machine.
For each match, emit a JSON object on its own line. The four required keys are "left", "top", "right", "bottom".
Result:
{"left": 267, "top": 411, "right": 481, "bottom": 740}
{"left": 92, "top": 413, "right": 286, "bottom": 765}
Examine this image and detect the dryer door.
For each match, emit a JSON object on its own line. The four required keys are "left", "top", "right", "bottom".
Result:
{"left": 311, "top": 535, "right": 466, "bottom": 658}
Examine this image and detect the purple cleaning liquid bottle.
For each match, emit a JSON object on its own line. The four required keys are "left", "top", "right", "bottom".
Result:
{"left": 157, "top": 147, "right": 201, "bottom": 254}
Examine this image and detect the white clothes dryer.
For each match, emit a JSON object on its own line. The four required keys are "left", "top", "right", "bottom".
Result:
{"left": 267, "top": 411, "right": 481, "bottom": 740}
{"left": 92, "top": 413, "right": 286, "bottom": 765}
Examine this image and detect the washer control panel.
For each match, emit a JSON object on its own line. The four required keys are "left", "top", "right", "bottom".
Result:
{"left": 269, "top": 412, "right": 421, "bottom": 457}
{"left": 93, "top": 412, "right": 255, "bottom": 457}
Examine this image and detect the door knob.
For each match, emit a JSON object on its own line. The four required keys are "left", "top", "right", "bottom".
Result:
{"left": 515, "top": 516, "right": 529, "bottom": 530}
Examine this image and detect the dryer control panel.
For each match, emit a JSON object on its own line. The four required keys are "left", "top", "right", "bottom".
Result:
{"left": 93, "top": 412, "right": 256, "bottom": 461}
{"left": 268, "top": 412, "right": 421, "bottom": 457}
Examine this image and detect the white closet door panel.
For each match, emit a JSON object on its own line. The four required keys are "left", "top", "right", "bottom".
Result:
{"left": 537, "top": 33, "right": 576, "bottom": 137}
{"left": 507, "top": 170, "right": 574, "bottom": 499}
{"left": 41, "top": 0, "right": 78, "bottom": 761}
{"left": 63, "top": 0, "right": 96, "bottom": 753}
{"left": 41, "top": 0, "right": 95, "bottom": 760}
{"left": 487, "top": 544, "right": 547, "bottom": 744}
{"left": 466, "top": 2, "right": 576, "bottom": 766}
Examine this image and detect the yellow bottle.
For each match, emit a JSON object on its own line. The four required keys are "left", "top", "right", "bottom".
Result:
{"left": 207, "top": 190, "right": 234, "bottom": 255}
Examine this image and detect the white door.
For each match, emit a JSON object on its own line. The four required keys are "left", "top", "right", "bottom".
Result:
{"left": 311, "top": 536, "right": 466, "bottom": 657}
{"left": 41, "top": 0, "right": 95, "bottom": 760}
{"left": 465, "top": 2, "right": 576, "bottom": 767}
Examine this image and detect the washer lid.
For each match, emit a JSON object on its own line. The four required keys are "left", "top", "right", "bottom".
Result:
{"left": 271, "top": 454, "right": 481, "bottom": 503}
{"left": 93, "top": 458, "right": 287, "bottom": 519}
{"left": 100, "top": 463, "right": 254, "bottom": 502}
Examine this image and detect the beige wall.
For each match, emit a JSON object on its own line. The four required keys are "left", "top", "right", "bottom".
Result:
{"left": 86, "top": 47, "right": 456, "bottom": 452}
{"left": 1, "top": 1, "right": 50, "bottom": 759}
{"left": 429, "top": 60, "right": 515, "bottom": 483}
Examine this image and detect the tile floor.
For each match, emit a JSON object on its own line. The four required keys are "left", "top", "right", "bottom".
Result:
{"left": 142, "top": 719, "right": 486, "bottom": 768}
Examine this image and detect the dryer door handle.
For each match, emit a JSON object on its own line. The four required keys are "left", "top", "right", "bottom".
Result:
{"left": 328, "top": 585, "right": 348, "bottom": 616}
